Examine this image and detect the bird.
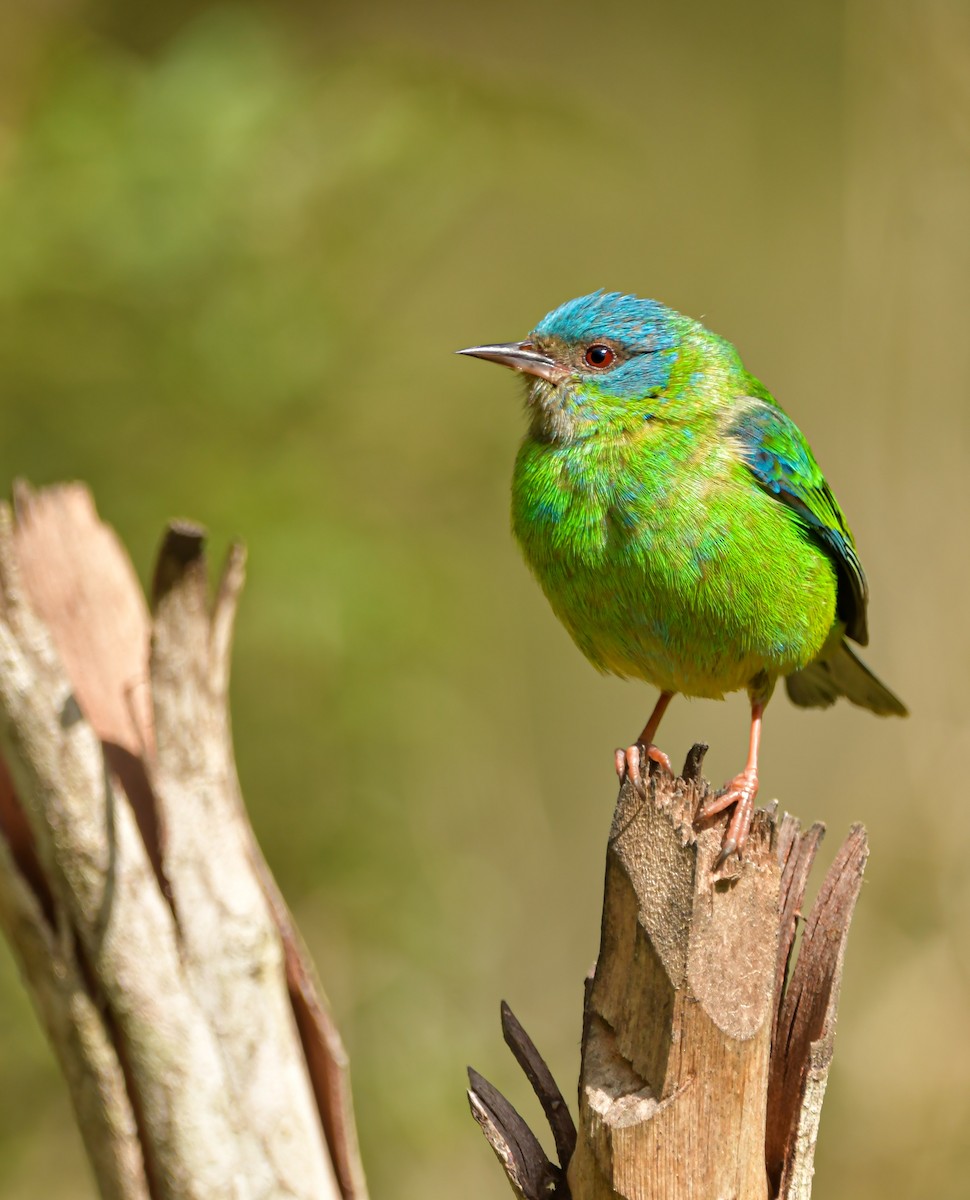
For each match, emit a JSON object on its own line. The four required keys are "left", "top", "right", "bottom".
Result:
{"left": 458, "top": 290, "right": 906, "bottom": 863}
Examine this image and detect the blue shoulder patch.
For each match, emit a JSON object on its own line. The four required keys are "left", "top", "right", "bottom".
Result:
{"left": 729, "top": 399, "right": 869, "bottom": 645}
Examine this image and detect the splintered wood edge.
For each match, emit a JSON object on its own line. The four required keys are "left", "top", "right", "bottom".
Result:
{"left": 210, "top": 541, "right": 247, "bottom": 698}
{"left": 148, "top": 523, "right": 348, "bottom": 1199}
{"left": 11, "top": 480, "right": 154, "bottom": 758}
{"left": 467, "top": 1068, "right": 560, "bottom": 1200}
{"left": 149, "top": 512, "right": 370, "bottom": 1199}
{"left": 772, "top": 824, "right": 868, "bottom": 1199}
{"left": 149, "top": 514, "right": 366, "bottom": 1200}
{"left": 155, "top": 517, "right": 368, "bottom": 1200}
{"left": 468, "top": 1091, "right": 532, "bottom": 1200}
{"left": 771, "top": 817, "right": 826, "bottom": 1058}
{"left": 151, "top": 517, "right": 370, "bottom": 1200}
{"left": 151, "top": 519, "right": 208, "bottom": 611}
{"left": 501, "top": 1001, "right": 577, "bottom": 1171}
{"left": 252, "top": 844, "right": 371, "bottom": 1200}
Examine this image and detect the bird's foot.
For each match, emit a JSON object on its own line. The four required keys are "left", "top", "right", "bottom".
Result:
{"left": 697, "top": 767, "right": 759, "bottom": 866}
{"left": 614, "top": 742, "right": 673, "bottom": 788}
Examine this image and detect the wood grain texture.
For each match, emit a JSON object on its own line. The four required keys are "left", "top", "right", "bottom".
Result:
{"left": 768, "top": 823, "right": 868, "bottom": 1199}
{"left": 471, "top": 760, "right": 868, "bottom": 1200}
{"left": 569, "top": 768, "right": 778, "bottom": 1200}
{"left": 0, "top": 483, "right": 368, "bottom": 1200}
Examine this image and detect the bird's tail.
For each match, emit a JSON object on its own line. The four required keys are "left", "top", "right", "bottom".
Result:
{"left": 785, "top": 640, "right": 908, "bottom": 716}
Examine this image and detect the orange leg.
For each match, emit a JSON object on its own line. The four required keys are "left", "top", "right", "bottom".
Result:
{"left": 614, "top": 691, "right": 675, "bottom": 784}
{"left": 697, "top": 700, "right": 764, "bottom": 865}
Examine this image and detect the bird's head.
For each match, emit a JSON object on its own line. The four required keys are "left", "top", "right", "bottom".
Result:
{"left": 458, "top": 291, "right": 693, "bottom": 442}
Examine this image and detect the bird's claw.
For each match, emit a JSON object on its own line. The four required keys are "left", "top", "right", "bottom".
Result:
{"left": 614, "top": 742, "right": 673, "bottom": 788}
{"left": 697, "top": 767, "right": 759, "bottom": 866}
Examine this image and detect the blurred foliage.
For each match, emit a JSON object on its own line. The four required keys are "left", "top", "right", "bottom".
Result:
{"left": 0, "top": 2, "right": 969, "bottom": 1198}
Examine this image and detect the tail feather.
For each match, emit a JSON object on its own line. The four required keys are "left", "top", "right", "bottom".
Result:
{"left": 785, "top": 641, "right": 908, "bottom": 717}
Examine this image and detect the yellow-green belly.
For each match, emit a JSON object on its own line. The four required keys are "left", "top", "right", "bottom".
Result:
{"left": 512, "top": 435, "right": 838, "bottom": 700}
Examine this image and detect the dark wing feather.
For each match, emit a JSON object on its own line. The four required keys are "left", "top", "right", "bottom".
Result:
{"left": 729, "top": 398, "right": 869, "bottom": 645}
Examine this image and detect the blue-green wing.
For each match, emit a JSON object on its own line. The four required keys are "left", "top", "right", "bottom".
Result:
{"left": 729, "top": 398, "right": 869, "bottom": 645}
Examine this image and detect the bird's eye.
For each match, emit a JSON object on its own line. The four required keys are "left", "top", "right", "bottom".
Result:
{"left": 584, "top": 344, "right": 616, "bottom": 369}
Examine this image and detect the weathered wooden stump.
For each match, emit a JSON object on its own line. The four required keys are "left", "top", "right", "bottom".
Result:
{"left": 469, "top": 750, "right": 867, "bottom": 1200}
{"left": 0, "top": 483, "right": 367, "bottom": 1200}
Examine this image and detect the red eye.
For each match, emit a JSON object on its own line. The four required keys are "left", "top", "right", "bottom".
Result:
{"left": 584, "top": 343, "right": 616, "bottom": 369}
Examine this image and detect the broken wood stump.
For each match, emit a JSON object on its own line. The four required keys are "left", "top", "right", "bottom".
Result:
{"left": 469, "top": 749, "right": 867, "bottom": 1200}
{"left": 0, "top": 482, "right": 368, "bottom": 1200}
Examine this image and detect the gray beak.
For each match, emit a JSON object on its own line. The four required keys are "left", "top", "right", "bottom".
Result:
{"left": 456, "top": 341, "right": 561, "bottom": 383}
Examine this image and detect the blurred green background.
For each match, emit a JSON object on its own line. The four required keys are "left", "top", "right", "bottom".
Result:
{"left": 0, "top": 1, "right": 968, "bottom": 1196}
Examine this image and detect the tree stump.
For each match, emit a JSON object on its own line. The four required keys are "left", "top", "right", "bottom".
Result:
{"left": 469, "top": 750, "right": 867, "bottom": 1200}
{"left": 0, "top": 483, "right": 368, "bottom": 1200}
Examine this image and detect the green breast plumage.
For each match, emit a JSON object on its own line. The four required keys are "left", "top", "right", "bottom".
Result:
{"left": 511, "top": 419, "right": 839, "bottom": 700}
